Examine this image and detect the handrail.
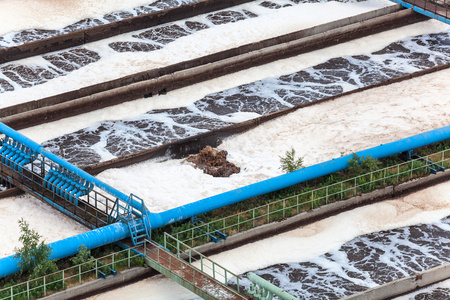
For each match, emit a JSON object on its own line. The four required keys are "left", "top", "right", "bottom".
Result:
{"left": 171, "top": 148, "right": 449, "bottom": 248}
{"left": 143, "top": 239, "right": 245, "bottom": 299}
{"left": 163, "top": 233, "right": 242, "bottom": 288}
{"left": 0, "top": 246, "right": 143, "bottom": 300}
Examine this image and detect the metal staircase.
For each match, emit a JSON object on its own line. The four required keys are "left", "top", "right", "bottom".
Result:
{"left": 128, "top": 217, "right": 149, "bottom": 245}
{"left": 390, "top": 0, "right": 450, "bottom": 24}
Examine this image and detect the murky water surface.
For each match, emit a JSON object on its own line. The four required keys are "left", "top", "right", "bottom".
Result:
{"left": 0, "top": 0, "right": 203, "bottom": 49}
{"left": 40, "top": 31, "right": 450, "bottom": 167}
{"left": 233, "top": 218, "right": 450, "bottom": 299}
{"left": 0, "top": 1, "right": 272, "bottom": 94}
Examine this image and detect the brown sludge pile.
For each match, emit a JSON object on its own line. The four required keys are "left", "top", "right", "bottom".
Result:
{"left": 186, "top": 145, "right": 240, "bottom": 177}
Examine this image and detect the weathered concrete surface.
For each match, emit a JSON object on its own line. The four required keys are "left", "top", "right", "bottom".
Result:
{"left": 341, "top": 263, "right": 450, "bottom": 300}
{"left": 194, "top": 170, "right": 450, "bottom": 256}
{"left": 41, "top": 267, "right": 156, "bottom": 300}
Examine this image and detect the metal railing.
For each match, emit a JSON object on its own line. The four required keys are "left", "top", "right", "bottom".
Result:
{"left": 163, "top": 233, "right": 241, "bottom": 288}
{"left": 143, "top": 238, "right": 245, "bottom": 300}
{"left": 0, "top": 246, "right": 144, "bottom": 300}
{"left": 0, "top": 148, "right": 135, "bottom": 229}
{"left": 171, "top": 149, "right": 449, "bottom": 248}
{"left": 392, "top": 0, "right": 450, "bottom": 20}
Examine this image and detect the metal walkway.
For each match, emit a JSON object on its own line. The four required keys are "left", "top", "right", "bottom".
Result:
{"left": 0, "top": 124, "right": 151, "bottom": 245}
{"left": 142, "top": 237, "right": 246, "bottom": 300}
{"left": 391, "top": 0, "right": 450, "bottom": 24}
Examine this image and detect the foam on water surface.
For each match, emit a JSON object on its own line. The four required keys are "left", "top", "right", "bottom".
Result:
{"left": 0, "top": 0, "right": 401, "bottom": 107}
{"left": 30, "top": 27, "right": 450, "bottom": 169}
{"left": 87, "top": 182, "right": 450, "bottom": 300}
{"left": 0, "top": 194, "right": 88, "bottom": 257}
{"left": 0, "top": 0, "right": 200, "bottom": 37}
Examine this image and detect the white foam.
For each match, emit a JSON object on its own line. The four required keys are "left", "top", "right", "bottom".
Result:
{"left": 18, "top": 19, "right": 449, "bottom": 143}
{"left": 0, "top": 1, "right": 449, "bottom": 298}
{"left": 0, "top": 194, "right": 88, "bottom": 257}
{"left": 1, "top": 0, "right": 418, "bottom": 111}
{"left": 0, "top": 0, "right": 155, "bottom": 35}
{"left": 91, "top": 68, "right": 450, "bottom": 213}
{"left": 206, "top": 182, "right": 450, "bottom": 275}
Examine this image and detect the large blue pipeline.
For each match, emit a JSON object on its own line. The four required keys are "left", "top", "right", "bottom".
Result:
{"left": 0, "top": 223, "right": 129, "bottom": 278}
{"left": 150, "top": 125, "right": 450, "bottom": 228}
{"left": 0, "top": 124, "right": 449, "bottom": 278}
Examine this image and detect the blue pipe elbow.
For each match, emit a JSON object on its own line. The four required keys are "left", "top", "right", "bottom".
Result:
{"left": 0, "top": 222, "right": 130, "bottom": 278}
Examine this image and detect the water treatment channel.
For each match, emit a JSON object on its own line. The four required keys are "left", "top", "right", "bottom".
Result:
{"left": 0, "top": 0, "right": 449, "bottom": 299}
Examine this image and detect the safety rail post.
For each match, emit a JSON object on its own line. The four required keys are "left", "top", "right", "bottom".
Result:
{"left": 253, "top": 209, "right": 255, "bottom": 228}
{"left": 238, "top": 213, "right": 240, "bottom": 233}
{"left": 201, "top": 255, "right": 204, "bottom": 273}
{"left": 189, "top": 248, "right": 192, "bottom": 265}
{"left": 128, "top": 248, "right": 131, "bottom": 268}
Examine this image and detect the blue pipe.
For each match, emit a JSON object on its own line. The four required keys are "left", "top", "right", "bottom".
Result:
{"left": 0, "top": 124, "right": 449, "bottom": 279}
{"left": 0, "top": 222, "right": 130, "bottom": 278}
{"left": 149, "top": 125, "right": 450, "bottom": 228}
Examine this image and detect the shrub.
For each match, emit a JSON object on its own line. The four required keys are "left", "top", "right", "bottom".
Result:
{"left": 71, "top": 245, "right": 95, "bottom": 272}
{"left": 13, "top": 219, "right": 58, "bottom": 279}
{"left": 346, "top": 154, "right": 382, "bottom": 177}
{"left": 279, "top": 147, "right": 304, "bottom": 173}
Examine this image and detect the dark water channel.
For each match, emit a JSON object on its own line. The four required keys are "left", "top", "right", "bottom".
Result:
{"left": 232, "top": 217, "right": 450, "bottom": 299}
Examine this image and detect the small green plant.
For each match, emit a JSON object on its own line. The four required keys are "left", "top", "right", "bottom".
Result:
{"left": 279, "top": 147, "right": 304, "bottom": 173}
{"left": 13, "top": 219, "right": 58, "bottom": 279}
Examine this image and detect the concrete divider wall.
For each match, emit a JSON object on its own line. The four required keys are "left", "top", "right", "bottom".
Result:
{"left": 0, "top": 0, "right": 254, "bottom": 64}
{"left": 41, "top": 267, "right": 156, "bottom": 300}
{"left": 0, "top": 63, "right": 447, "bottom": 184}
{"left": 1, "top": 5, "right": 405, "bottom": 118}
{"left": 342, "top": 263, "right": 450, "bottom": 300}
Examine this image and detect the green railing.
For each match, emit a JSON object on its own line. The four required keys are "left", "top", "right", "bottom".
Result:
{"left": 0, "top": 246, "right": 144, "bottom": 300}
{"left": 143, "top": 238, "right": 245, "bottom": 299}
{"left": 172, "top": 149, "right": 450, "bottom": 248}
{"left": 163, "top": 233, "right": 242, "bottom": 289}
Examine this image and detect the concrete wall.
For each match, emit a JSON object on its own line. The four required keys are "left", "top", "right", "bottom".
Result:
{"left": 192, "top": 170, "right": 450, "bottom": 256}
{"left": 342, "top": 263, "right": 450, "bottom": 299}
{"left": 42, "top": 267, "right": 156, "bottom": 300}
